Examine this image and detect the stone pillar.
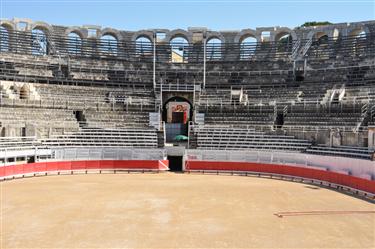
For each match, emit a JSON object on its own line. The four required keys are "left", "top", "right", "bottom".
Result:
{"left": 368, "top": 128, "right": 375, "bottom": 149}
{"left": 330, "top": 129, "right": 342, "bottom": 147}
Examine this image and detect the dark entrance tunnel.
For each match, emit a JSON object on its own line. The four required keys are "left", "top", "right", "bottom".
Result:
{"left": 168, "top": 156, "right": 183, "bottom": 171}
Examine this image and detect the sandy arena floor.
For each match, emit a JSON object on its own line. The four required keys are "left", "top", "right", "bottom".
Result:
{"left": 1, "top": 173, "right": 374, "bottom": 248}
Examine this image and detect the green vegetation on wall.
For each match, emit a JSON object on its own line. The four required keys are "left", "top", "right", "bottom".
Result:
{"left": 301, "top": 21, "right": 333, "bottom": 27}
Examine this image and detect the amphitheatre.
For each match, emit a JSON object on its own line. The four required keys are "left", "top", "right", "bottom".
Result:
{"left": 0, "top": 17, "right": 375, "bottom": 248}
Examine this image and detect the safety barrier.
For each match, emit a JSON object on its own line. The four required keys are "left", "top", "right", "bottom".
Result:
{"left": 0, "top": 160, "right": 169, "bottom": 180}
{"left": 185, "top": 160, "right": 375, "bottom": 197}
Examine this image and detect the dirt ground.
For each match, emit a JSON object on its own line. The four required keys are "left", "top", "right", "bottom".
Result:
{"left": 1, "top": 172, "right": 374, "bottom": 248}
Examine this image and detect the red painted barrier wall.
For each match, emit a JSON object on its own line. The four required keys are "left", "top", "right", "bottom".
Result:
{"left": 0, "top": 160, "right": 169, "bottom": 178}
{"left": 185, "top": 160, "right": 375, "bottom": 194}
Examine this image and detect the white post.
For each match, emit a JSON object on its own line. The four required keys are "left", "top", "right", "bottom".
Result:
{"left": 187, "top": 122, "right": 190, "bottom": 149}
{"left": 153, "top": 33, "right": 156, "bottom": 91}
{"left": 203, "top": 33, "right": 207, "bottom": 90}
{"left": 160, "top": 80, "right": 162, "bottom": 111}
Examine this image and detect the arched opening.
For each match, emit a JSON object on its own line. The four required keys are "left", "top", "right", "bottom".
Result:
{"left": 0, "top": 25, "right": 10, "bottom": 52}
{"left": 349, "top": 28, "right": 366, "bottom": 55}
{"left": 135, "top": 36, "right": 152, "bottom": 57}
{"left": 19, "top": 85, "right": 30, "bottom": 100}
{"left": 240, "top": 36, "right": 257, "bottom": 60}
{"left": 170, "top": 36, "right": 188, "bottom": 63}
{"left": 275, "top": 32, "right": 293, "bottom": 52}
{"left": 68, "top": 32, "right": 82, "bottom": 55}
{"left": 163, "top": 96, "right": 192, "bottom": 124}
{"left": 206, "top": 38, "right": 222, "bottom": 61}
{"left": 162, "top": 96, "right": 193, "bottom": 143}
{"left": 100, "top": 34, "right": 117, "bottom": 56}
{"left": 162, "top": 96, "right": 192, "bottom": 172}
{"left": 0, "top": 127, "right": 5, "bottom": 137}
{"left": 312, "top": 32, "right": 329, "bottom": 59}
{"left": 315, "top": 32, "right": 329, "bottom": 46}
{"left": 349, "top": 28, "right": 366, "bottom": 38}
{"left": 32, "top": 28, "right": 48, "bottom": 55}
{"left": 357, "top": 30, "right": 366, "bottom": 38}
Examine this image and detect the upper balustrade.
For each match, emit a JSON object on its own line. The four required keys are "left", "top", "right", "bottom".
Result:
{"left": 0, "top": 18, "right": 374, "bottom": 64}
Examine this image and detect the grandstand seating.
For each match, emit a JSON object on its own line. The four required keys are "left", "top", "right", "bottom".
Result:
{"left": 284, "top": 103, "right": 365, "bottom": 129}
{"left": 0, "top": 19, "right": 374, "bottom": 162}
{"left": 190, "top": 125, "right": 311, "bottom": 152}
{"left": 0, "top": 136, "right": 40, "bottom": 150}
{"left": 199, "top": 105, "right": 276, "bottom": 127}
{"left": 41, "top": 128, "right": 159, "bottom": 148}
{"left": 305, "top": 145, "right": 374, "bottom": 160}
{"left": 0, "top": 106, "right": 79, "bottom": 137}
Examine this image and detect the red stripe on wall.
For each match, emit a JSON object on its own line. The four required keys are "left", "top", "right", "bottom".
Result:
{"left": 0, "top": 160, "right": 169, "bottom": 178}
{"left": 185, "top": 160, "right": 375, "bottom": 194}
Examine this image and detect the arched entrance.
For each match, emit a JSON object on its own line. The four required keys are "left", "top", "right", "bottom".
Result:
{"left": 162, "top": 96, "right": 193, "bottom": 143}
{"left": 19, "top": 85, "right": 30, "bottom": 100}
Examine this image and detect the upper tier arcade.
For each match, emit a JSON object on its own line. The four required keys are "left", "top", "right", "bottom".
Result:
{"left": 0, "top": 18, "right": 374, "bottom": 65}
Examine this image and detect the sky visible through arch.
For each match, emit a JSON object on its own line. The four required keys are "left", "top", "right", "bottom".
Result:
{"left": 0, "top": 0, "right": 374, "bottom": 31}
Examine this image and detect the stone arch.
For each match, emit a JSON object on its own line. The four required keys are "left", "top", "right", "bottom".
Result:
{"left": 234, "top": 29, "right": 260, "bottom": 44}
{"left": 29, "top": 21, "right": 52, "bottom": 34}
{"left": 100, "top": 33, "right": 118, "bottom": 56}
{"left": 135, "top": 35, "right": 152, "bottom": 56}
{"left": 206, "top": 37, "right": 222, "bottom": 60}
{"left": 64, "top": 27, "right": 86, "bottom": 39}
{"left": 347, "top": 26, "right": 369, "bottom": 38}
{"left": 306, "top": 30, "right": 330, "bottom": 48}
{"left": 236, "top": 30, "right": 258, "bottom": 60}
{"left": 131, "top": 31, "right": 154, "bottom": 43}
{"left": 274, "top": 28, "right": 297, "bottom": 42}
{"left": 315, "top": 31, "right": 329, "bottom": 40}
{"left": 19, "top": 84, "right": 30, "bottom": 100}
{"left": 306, "top": 30, "right": 331, "bottom": 41}
{"left": 31, "top": 27, "right": 48, "bottom": 55}
{"left": 166, "top": 29, "right": 192, "bottom": 44}
{"left": 162, "top": 95, "right": 193, "bottom": 124}
{"left": 170, "top": 34, "right": 189, "bottom": 63}
{"left": 0, "top": 21, "right": 15, "bottom": 32}
{"left": 206, "top": 31, "right": 226, "bottom": 44}
{"left": 101, "top": 28, "right": 122, "bottom": 41}
{"left": 67, "top": 31, "right": 83, "bottom": 55}
{"left": 135, "top": 35, "right": 152, "bottom": 42}
{"left": 315, "top": 31, "right": 329, "bottom": 47}
{"left": 346, "top": 26, "right": 369, "bottom": 54}
{"left": 0, "top": 23, "right": 12, "bottom": 52}
{"left": 274, "top": 30, "right": 294, "bottom": 53}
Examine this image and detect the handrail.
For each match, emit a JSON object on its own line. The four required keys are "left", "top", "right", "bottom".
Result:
{"left": 190, "top": 123, "right": 369, "bottom": 133}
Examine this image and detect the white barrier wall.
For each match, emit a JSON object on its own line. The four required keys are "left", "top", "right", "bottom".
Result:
{"left": 0, "top": 147, "right": 166, "bottom": 166}
{"left": 54, "top": 148, "right": 166, "bottom": 161}
{"left": 186, "top": 149, "right": 375, "bottom": 180}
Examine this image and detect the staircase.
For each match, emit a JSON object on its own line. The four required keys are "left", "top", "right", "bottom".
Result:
{"left": 300, "top": 37, "right": 313, "bottom": 58}
{"left": 187, "top": 125, "right": 197, "bottom": 149}
{"left": 157, "top": 130, "right": 166, "bottom": 148}
{"left": 290, "top": 39, "right": 301, "bottom": 60}
{"left": 291, "top": 37, "right": 313, "bottom": 61}
{"left": 321, "top": 89, "right": 333, "bottom": 105}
